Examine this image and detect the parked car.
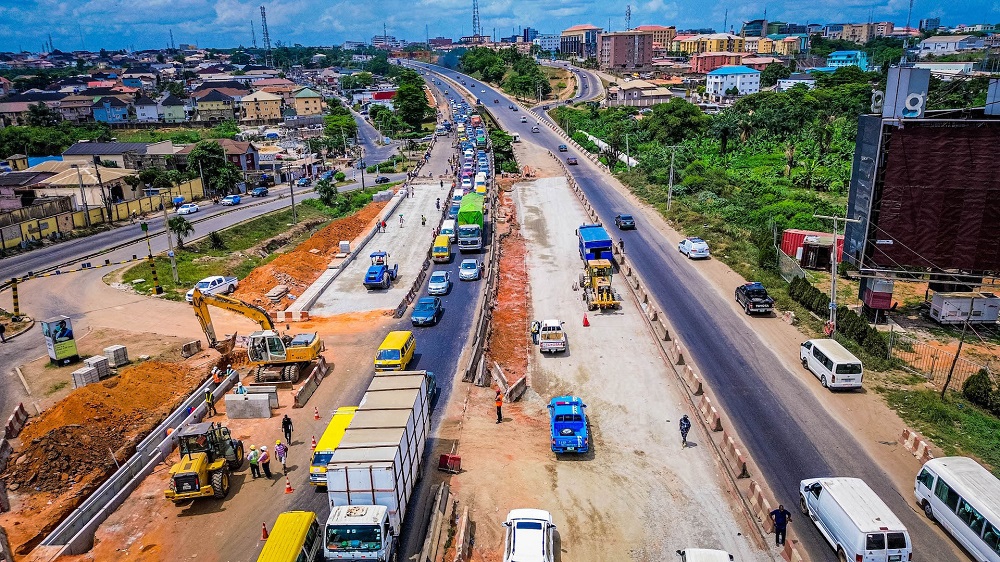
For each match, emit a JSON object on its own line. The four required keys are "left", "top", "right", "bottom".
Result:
{"left": 614, "top": 214, "right": 635, "bottom": 230}
{"left": 220, "top": 195, "right": 241, "bottom": 206}
{"left": 176, "top": 203, "right": 199, "bottom": 215}
{"left": 374, "top": 176, "right": 391, "bottom": 184}
{"left": 558, "top": 144, "right": 568, "bottom": 152}
{"left": 799, "top": 339, "right": 863, "bottom": 390}
{"left": 538, "top": 319, "right": 567, "bottom": 353}
{"left": 427, "top": 271, "right": 451, "bottom": 295}
{"left": 459, "top": 259, "right": 481, "bottom": 281}
{"left": 566, "top": 157, "right": 578, "bottom": 165}
{"left": 185, "top": 275, "right": 238, "bottom": 303}
{"left": 296, "top": 177, "right": 311, "bottom": 187}
{"left": 502, "top": 509, "right": 555, "bottom": 562}
{"left": 734, "top": 282, "right": 775, "bottom": 315}
{"left": 250, "top": 187, "right": 269, "bottom": 197}
{"left": 547, "top": 396, "right": 589, "bottom": 453}
{"left": 410, "top": 297, "right": 443, "bottom": 326}
{"left": 678, "top": 237, "right": 710, "bottom": 259}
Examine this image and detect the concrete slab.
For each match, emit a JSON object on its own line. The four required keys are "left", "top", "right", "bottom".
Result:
{"left": 310, "top": 181, "right": 447, "bottom": 316}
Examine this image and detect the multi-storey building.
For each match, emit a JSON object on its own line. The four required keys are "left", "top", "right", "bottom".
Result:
{"left": 561, "top": 24, "right": 602, "bottom": 58}
{"left": 598, "top": 30, "right": 655, "bottom": 71}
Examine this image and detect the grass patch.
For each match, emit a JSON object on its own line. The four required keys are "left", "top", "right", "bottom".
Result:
{"left": 881, "top": 388, "right": 1000, "bottom": 477}
{"left": 46, "top": 380, "right": 69, "bottom": 395}
{"left": 120, "top": 204, "right": 332, "bottom": 301}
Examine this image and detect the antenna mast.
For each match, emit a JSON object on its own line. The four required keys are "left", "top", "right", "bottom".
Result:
{"left": 251, "top": 21, "right": 258, "bottom": 49}
{"left": 260, "top": 5, "right": 273, "bottom": 67}
{"left": 472, "top": 0, "right": 482, "bottom": 38}
{"left": 625, "top": 4, "right": 631, "bottom": 30}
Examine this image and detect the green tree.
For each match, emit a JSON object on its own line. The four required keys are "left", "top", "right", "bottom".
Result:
{"left": 186, "top": 141, "right": 241, "bottom": 194}
{"left": 394, "top": 82, "right": 432, "bottom": 130}
{"left": 641, "top": 98, "right": 709, "bottom": 144}
{"left": 760, "top": 63, "right": 792, "bottom": 87}
{"left": 26, "top": 103, "right": 61, "bottom": 127}
{"left": 167, "top": 216, "right": 195, "bottom": 248}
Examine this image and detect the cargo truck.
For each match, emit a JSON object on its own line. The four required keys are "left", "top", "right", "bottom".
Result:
{"left": 577, "top": 224, "right": 613, "bottom": 261}
{"left": 457, "top": 193, "right": 485, "bottom": 252}
{"left": 324, "top": 371, "right": 432, "bottom": 562}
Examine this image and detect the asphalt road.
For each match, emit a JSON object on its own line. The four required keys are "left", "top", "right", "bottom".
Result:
{"left": 406, "top": 61, "right": 967, "bottom": 562}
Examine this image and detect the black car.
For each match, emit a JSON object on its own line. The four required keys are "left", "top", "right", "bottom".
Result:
{"left": 558, "top": 144, "right": 568, "bottom": 152}
{"left": 374, "top": 176, "right": 391, "bottom": 184}
{"left": 614, "top": 214, "right": 636, "bottom": 229}
{"left": 735, "top": 282, "right": 775, "bottom": 315}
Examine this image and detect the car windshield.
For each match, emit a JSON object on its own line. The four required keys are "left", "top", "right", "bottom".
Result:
{"left": 620, "top": 215, "right": 633, "bottom": 221}
{"left": 462, "top": 262, "right": 477, "bottom": 270}
{"left": 327, "top": 524, "right": 381, "bottom": 551}
{"left": 430, "top": 273, "right": 447, "bottom": 283}
{"left": 311, "top": 452, "right": 333, "bottom": 466}
{"left": 196, "top": 281, "right": 212, "bottom": 288}
{"left": 415, "top": 301, "right": 435, "bottom": 311}
{"left": 376, "top": 349, "right": 401, "bottom": 361}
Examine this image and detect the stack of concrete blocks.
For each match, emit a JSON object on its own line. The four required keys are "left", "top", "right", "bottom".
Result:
{"left": 84, "top": 355, "right": 110, "bottom": 379}
{"left": 71, "top": 366, "right": 100, "bottom": 389}
{"left": 267, "top": 285, "right": 289, "bottom": 304}
{"left": 103, "top": 345, "right": 129, "bottom": 368}
{"left": 224, "top": 394, "right": 271, "bottom": 419}
{"left": 337, "top": 241, "right": 351, "bottom": 259}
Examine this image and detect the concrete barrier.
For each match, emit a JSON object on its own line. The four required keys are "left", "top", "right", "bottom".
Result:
{"left": 683, "top": 366, "right": 703, "bottom": 396}
{"left": 272, "top": 310, "right": 311, "bottom": 322}
{"left": 675, "top": 342, "right": 686, "bottom": 365}
{"left": 900, "top": 428, "right": 935, "bottom": 463}
{"left": 748, "top": 480, "right": 775, "bottom": 533}
{"left": 657, "top": 318, "right": 671, "bottom": 341}
{"left": 453, "top": 506, "right": 472, "bottom": 562}
{"left": 225, "top": 393, "right": 271, "bottom": 418}
{"left": 246, "top": 385, "right": 279, "bottom": 408}
{"left": 3, "top": 403, "right": 29, "bottom": 440}
{"left": 721, "top": 430, "right": 750, "bottom": 478}
{"left": 781, "top": 539, "right": 807, "bottom": 562}
{"left": 506, "top": 376, "right": 528, "bottom": 403}
{"left": 698, "top": 395, "right": 722, "bottom": 431}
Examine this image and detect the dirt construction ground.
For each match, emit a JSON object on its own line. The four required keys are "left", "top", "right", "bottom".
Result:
{"left": 435, "top": 161, "right": 770, "bottom": 559}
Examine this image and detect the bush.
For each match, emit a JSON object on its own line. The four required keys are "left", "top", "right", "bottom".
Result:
{"left": 334, "top": 171, "right": 346, "bottom": 182}
{"left": 862, "top": 329, "right": 888, "bottom": 359}
{"left": 208, "top": 231, "right": 225, "bottom": 250}
{"left": 962, "top": 369, "right": 997, "bottom": 412}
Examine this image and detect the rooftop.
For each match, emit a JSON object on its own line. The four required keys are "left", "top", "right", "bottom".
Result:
{"left": 707, "top": 65, "right": 761, "bottom": 75}
{"left": 63, "top": 142, "right": 149, "bottom": 156}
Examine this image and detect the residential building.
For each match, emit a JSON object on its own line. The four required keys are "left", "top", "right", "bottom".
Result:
{"left": 705, "top": 65, "right": 760, "bottom": 97}
{"left": 690, "top": 52, "right": 745, "bottom": 74}
{"left": 191, "top": 80, "right": 251, "bottom": 102}
{"left": 159, "top": 94, "right": 187, "bottom": 123}
{"left": 875, "top": 21, "right": 895, "bottom": 37}
{"left": 741, "top": 56, "right": 785, "bottom": 71}
{"left": 91, "top": 96, "right": 129, "bottom": 123}
{"left": 195, "top": 89, "right": 236, "bottom": 122}
{"left": 241, "top": 90, "right": 283, "bottom": 123}
{"left": 561, "top": 24, "right": 602, "bottom": 58}
{"left": 913, "top": 61, "right": 976, "bottom": 79}
{"left": 0, "top": 91, "right": 66, "bottom": 126}
{"left": 676, "top": 33, "right": 746, "bottom": 54}
{"left": 827, "top": 50, "right": 870, "bottom": 70}
{"left": 741, "top": 19, "right": 767, "bottom": 38}
{"left": 133, "top": 95, "right": 159, "bottom": 122}
{"left": 292, "top": 87, "right": 324, "bottom": 116}
{"left": 598, "top": 30, "right": 655, "bottom": 71}
{"left": 0, "top": 77, "right": 13, "bottom": 96}
{"left": 62, "top": 142, "right": 151, "bottom": 168}
{"left": 342, "top": 40, "right": 366, "bottom": 50}
{"left": 777, "top": 73, "right": 817, "bottom": 91}
{"left": 823, "top": 24, "right": 845, "bottom": 38}
{"left": 56, "top": 94, "right": 95, "bottom": 123}
{"left": 917, "top": 35, "right": 983, "bottom": 56}
{"left": 534, "top": 34, "right": 560, "bottom": 53}
{"left": 254, "top": 77, "right": 298, "bottom": 104}
{"left": 774, "top": 36, "right": 803, "bottom": 55}
{"left": 806, "top": 24, "right": 824, "bottom": 34}
{"left": 177, "top": 138, "right": 259, "bottom": 171}
{"left": 919, "top": 18, "right": 941, "bottom": 30}
{"left": 634, "top": 25, "right": 677, "bottom": 49}
{"left": 370, "top": 90, "right": 396, "bottom": 109}
{"left": 121, "top": 67, "right": 156, "bottom": 90}
{"left": 744, "top": 37, "right": 760, "bottom": 53}
{"left": 605, "top": 79, "right": 674, "bottom": 107}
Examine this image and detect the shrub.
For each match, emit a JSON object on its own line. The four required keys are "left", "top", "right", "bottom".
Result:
{"left": 962, "top": 369, "right": 996, "bottom": 412}
{"left": 862, "top": 329, "right": 888, "bottom": 359}
{"left": 334, "top": 171, "right": 346, "bottom": 182}
{"left": 209, "top": 231, "right": 225, "bottom": 250}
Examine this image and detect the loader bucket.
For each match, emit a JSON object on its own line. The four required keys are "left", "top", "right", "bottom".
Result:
{"left": 213, "top": 333, "right": 238, "bottom": 356}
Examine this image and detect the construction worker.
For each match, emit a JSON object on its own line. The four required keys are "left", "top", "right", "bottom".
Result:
{"left": 211, "top": 367, "right": 222, "bottom": 384}
{"left": 275, "top": 440, "right": 288, "bottom": 474}
{"left": 248, "top": 445, "right": 261, "bottom": 479}
{"left": 281, "top": 414, "right": 294, "bottom": 444}
{"left": 495, "top": 390, "right": 503, "bottom": 424}
{"left": 436, "top": 197, "right": 441, "bottom": 210}
{"left": 679, "top": 415, "right": 691, "bottom": 447}
{"left": 530, "top": 320, "right": 541, "bottom": 345}
{"left": 259, "top": 446, "right": 272, "bottom": 478}
{"left": 234, "top": 382, "right": 247, "bottom": 395}
{"left": 226, "top": 364, "right": 237, "bottom": 379}
{"left": 205, "top": 389, "right": 217, "bottom": 416}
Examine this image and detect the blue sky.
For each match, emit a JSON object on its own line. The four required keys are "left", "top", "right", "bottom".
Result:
{"left": 0, "top": 0, "right": 994, "bottom": 52}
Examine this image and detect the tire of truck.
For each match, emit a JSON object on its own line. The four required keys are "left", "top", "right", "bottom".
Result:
{"left": 287, "top": 364, "right": 301, "bottom": 384}
{"left": 211, "top": 468, "right": 230, "bottom": 499}
{"left": 799, "top": 494, "right": 809, "bottom": 515}
{"left": 229, "top": 442, "right": 245, "bottom": 470}
{"left": 254, "top": 366, "right": 264, "bottom": 383}
{"left": 227, "top": 284, "right": 235, "bottom": 294}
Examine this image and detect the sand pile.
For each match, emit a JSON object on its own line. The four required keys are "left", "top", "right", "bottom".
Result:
{"left": 234, "top": 200, "right": 387, "bottom": 310}
{"left": 486, "top": 191, "right": 529, "bottom": 383}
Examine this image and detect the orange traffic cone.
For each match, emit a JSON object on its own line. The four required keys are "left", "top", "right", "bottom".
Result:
{"left": 284, "top": 476, "right": 294, "bottom": 494}
{"left": 314, "top": 407, "right": 320, "bottom": 420}
{"left": 583, "top": 313, "right": 590, "bottom": 327}
{"left": 311, "top": 436, "right": 317, "bottom": 451}
{"left": 261, "top": 522, "right": 269, "bottom": 540}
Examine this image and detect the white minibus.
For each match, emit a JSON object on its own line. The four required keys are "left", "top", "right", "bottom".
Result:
{"left": 915, "top": 456, "right": 1000, "bottom": 562}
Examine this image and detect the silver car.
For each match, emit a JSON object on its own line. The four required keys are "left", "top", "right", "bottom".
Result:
{"left": 428, "top": 271, "right": 451, "bottom": 295}
{"left": 459, "top": 259, "right": 481, "bottom": 281}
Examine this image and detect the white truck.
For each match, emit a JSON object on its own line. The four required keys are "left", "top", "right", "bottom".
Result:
{"left": 185, "top": 275, "right": 238, "bottom": 303}
{"left": 538, "top": 319, "right": 567, "bottom": 353}
{"left": 324, "top": 371, "right": 431, "bottom": 561}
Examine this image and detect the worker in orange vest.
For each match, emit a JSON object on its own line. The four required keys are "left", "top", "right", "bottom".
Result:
{"left": 495, "top": 390, "right": 503, "bottom": 424}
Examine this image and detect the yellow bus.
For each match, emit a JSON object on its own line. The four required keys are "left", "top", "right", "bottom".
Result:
{"left": 374, "top": 330, "right": 415, "bottom": 371}
{"left": 257, "top": 511, "right": 322, "bottom": 562}
{"left": 309, "top": 406, "right": 358, "bottom": 487}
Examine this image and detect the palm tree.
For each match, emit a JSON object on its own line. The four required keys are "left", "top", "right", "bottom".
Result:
{"left": 167, "top": 216, "right": 195, "bottom": 248}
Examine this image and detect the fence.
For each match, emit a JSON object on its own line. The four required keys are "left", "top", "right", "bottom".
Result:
{"left": 0, "top": 197, "right": 75, "bottom": 227}
{"left": 777, "top": 247, "right": 806, "bottom": 283}
{"left": 887, "top": 330, "right": 992, "bottom": 389}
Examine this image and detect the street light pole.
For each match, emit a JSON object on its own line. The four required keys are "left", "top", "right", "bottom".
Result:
{"left": 287, "top": 165, "right": 298, "bottom": 224}
{"left": 160, "top": 193, "right": 179, "bottom": 283}
{"left": 813, "top": 214, "right": 861, "bottom": 328}
{"left": 71, "top": 164, "right": 91, "bottom": 227}
{"left": 666, "top": 145, "right": 680, "bottom": 211}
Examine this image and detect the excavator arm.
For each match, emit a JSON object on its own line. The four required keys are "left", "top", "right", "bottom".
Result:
{"left": 191, "top": 288, "right": 275, "bottom": 354}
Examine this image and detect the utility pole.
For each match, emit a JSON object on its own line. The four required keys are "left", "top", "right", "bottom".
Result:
{"left": 287, "top": 165, "right": 298, "bottom": 224}
{"left": 666, "top": 145, "right": 681, "bottom": 210}
{"left": 160, "top": 193, "right": 179, "bottom": 283}
{"left": 624, "top": 134, "right": 630, "bottom": 168}
{"left": 813, "top": 214, "right": 861, "bottom": 328}
{"left": 941, "top": 295, "right": 973, "bottom": 398}
{"left": 71, "top": 165, "right": 91, "bottom": 227}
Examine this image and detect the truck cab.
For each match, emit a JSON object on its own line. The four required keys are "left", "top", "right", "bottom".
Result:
{"left": 325, "top": 505, "right": 394, "bottom": 561}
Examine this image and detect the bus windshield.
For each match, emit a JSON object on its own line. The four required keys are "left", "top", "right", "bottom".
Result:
{"left": 326, "top": 525, "right": 381, "bottom": 551}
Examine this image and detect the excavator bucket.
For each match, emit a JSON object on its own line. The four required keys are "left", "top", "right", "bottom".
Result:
{"left": 213, "top": 333, "right": 238, "bottom": 356}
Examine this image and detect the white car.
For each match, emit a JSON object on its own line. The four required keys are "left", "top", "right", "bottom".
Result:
{"left": 503, "top": 509, "right": 555, "bottom": 562}
{"left": 678, "top": 237, "right": 710, "bottom": 259}
{"left": 176, "top": 203, "right": 199, "bottom": 215}
{"left": 520, "top": 116, "right": 528, "bottom": 123}
{"left": 459, "top": 259, "right": 481, "bottom": 281}
{"left": 427, "top": 271, "right": 451, "bottom": 295}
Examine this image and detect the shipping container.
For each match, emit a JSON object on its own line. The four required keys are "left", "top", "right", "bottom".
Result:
{"left": 929, "top": 292, "right": 1000, "bottom": 325}
{"left": 781, "top": 229, "right": 844, "bottom": 268}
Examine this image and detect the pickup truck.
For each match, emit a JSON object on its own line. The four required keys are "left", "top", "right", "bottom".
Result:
{"left": 734, "top": 282, "right": 775, "bottom": 315}
{"left": 538, "top": 319, "right": 567, "bottom": 353}
{"left": 186, "top": 275, "right": 238, "bottom": 303}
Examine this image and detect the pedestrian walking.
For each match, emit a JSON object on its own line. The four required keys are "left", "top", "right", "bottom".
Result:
{"left": 275, "top": 440, "right": 288, "bottom": 474}
{"left": 0, "top": 322, "right": 7, "bottom": 343}
{"left": 259, "top": 446, "right": 272, "bottom": 478}
{"left": 380, "top": 220, "right": 387, "bottom": 232}
{"left": 440, "top": 180, "right": 444, "bottom": 188}
{"left": 248, "top": 445, "right": 261, "bottom": 479}
{"left": 421, "top": 215, "right": 426, "bottom": 226}
{"left": 205, "top": 389, "right": 217, "bottom": 416}
{"left": 495, "top": 390, "right": 503, "bottom": 424}
{"left": 399, "top": 214, "right": 404, "bottom": 227}
{"left": 281, "top": 414, "right": 294, "bottom": 444}
{"left": 530, "top": 320, "right": 540, "bottom": 345}
{"left": 436, "top": 198, "right": 441, "bottom": 210}
{"left": 770, "top": 505, "right": 792, "bottom": 546}
{"left": 679, "top": 414, "right": 691, "bottom": 447}
{"left": 619, "top": 239, "right": 625, "bottom": 254}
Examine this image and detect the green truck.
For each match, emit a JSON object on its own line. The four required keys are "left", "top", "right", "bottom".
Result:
{"left": 457, "top": 193, "right": 484, "bottom": 252}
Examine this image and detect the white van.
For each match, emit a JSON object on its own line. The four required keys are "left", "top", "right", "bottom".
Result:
{"left": 675, "top": 548, "right": 733, "bottom": 561}
{"left": 799, "top": 339, "right": 863, "bottom": 389}
{"left": 915, "top": 457, "right": 1000, "bottom": 562}
{"left": 800, "top": 477, "right": 912, "bottom": 562}
{"left": 440, "top": 219, "right": 457, "bottom": 242}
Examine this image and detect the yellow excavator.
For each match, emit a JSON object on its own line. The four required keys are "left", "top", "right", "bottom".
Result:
{"left": 191, "top": 288, "right": 323, "bottom": 383}
{"left": 579, "top": 258, "right": 622, "bottom": 310}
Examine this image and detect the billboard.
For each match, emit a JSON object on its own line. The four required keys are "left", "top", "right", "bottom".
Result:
{"left": 41, "top": 315, "right": 79, "bottom": 364}
{"left": 845, "top": 116, "right": 1000, "bottom": 274}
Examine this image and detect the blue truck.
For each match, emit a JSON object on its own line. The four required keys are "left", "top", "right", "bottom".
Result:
{"left": 577, "top": 224, "right": 613, "bottom": 261}
{"left": 547, "top": 396, "right": 589, "bottom": 454}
